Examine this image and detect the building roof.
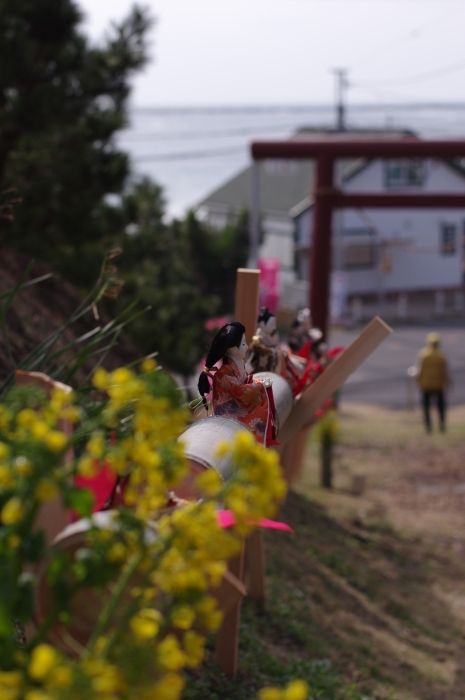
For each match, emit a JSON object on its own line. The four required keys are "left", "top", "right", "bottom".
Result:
{"left": 198, "top": 128, "right": 417, "bottom": 220}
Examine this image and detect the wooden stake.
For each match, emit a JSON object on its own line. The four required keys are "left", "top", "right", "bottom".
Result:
{"left": 234, "top": 268, "right": 261, "bottom": 344}
{"left": 244, "top": 531, "right": 266, "bottom": 606}
{"left": 278, "top": 316, "right": 392, "bottom": 444}
{"left": 214, "top": 546, "right": 245, "bottom": 677}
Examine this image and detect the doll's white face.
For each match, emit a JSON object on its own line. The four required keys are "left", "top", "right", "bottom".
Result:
{"left": 227, "top": 334, "right": 248, "bottom": 361}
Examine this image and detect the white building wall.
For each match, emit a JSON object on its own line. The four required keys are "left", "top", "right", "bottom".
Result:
{"left": 295, "top": 159, "right": 465, "bottom": 295}
{"left": 339, "top": 207, "right": 464, "bottom": 293}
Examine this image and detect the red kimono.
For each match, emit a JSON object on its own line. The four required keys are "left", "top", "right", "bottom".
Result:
{"left": 212, "top": 357, "right": 277, "bottom": 445}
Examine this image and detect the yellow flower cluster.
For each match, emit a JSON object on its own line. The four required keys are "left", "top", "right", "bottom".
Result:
{"left": 0, "top": 388, "right": 75, "bottom": 530}
{"left": 316, "top": 409, "right": 339, "bottom": 449}
{"left": 80, "top": 365, "right": 188, "bottom": 518}
{"left": 258, "top": 680, "right": 309, "bottom": 700}
{"left": 0, "top": 361, "right": 298, "bottom": 700}
{"left": 215, "top": 431, "right": 287, "bottom": 534}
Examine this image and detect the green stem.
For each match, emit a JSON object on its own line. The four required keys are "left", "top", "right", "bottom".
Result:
{"left": 85, "top": 550, "right": 144, "bottom": 656}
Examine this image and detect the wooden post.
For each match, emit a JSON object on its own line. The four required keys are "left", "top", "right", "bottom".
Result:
{"left": 234, "top": 268, "right": 261, "bottom": 344}
{"left": 287, "top": 425, "right": 312, "bottom": 485}
{"left": 244, "top": 531, "right": 266, "bottom": 607}
{"left": 278, "top": 317, "right": 392, "bottom": 444}
{"left": 214, "top": 546, "right": 245, "bottom": 677}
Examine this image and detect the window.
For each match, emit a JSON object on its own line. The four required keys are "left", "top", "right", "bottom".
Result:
{"left": 441, "top": 223, "right": 457, "bottom": 255}
{"left": 341, "top": 229, "right": 376, "bottom": 270}
{"left": 385, "top": 159, "right": 425, "bottom": 188}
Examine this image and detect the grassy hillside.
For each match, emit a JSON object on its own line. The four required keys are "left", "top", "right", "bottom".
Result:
{"left": 185, "top": 404, "right": 465, "bottom": 700}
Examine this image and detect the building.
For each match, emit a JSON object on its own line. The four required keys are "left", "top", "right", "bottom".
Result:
{"left": 198, "top": 129, "right": 465, "bottom": 319}
{"left": 197, "top": 155, "right": 314, "bottom": 287}
{"left": 292, "top": 152, "right": 465, "bottom": 320}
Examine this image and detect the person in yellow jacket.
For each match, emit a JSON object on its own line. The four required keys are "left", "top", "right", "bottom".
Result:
{"left": 416, "top": 332, "right": 450, "bottom": 433}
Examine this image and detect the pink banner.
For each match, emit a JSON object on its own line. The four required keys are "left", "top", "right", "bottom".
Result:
{"left": 258, "top": 258, "right": 280, "bottom": 313}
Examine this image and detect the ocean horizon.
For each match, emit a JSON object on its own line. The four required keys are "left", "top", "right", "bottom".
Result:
{"left": 117, "top": 103, "right": 465, "bottom": 218}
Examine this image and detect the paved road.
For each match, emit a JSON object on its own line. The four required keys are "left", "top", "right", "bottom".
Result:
{"left": 329, "top": 324, "right": 465, "bottom": 409}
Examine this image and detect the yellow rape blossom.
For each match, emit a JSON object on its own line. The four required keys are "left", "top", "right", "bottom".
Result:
{"left": 47, "top": 665, "right": 73, "bottom": 689}
{"left": 1, "top": 498, "right": 23, "bottom": 525}
{"left": 106, "top": 542, "right": 127, "bottom": 563}
{"left": 151, "top": 673, "right": 184, "bottom": 700}
{"left": 92, "top": 367, "right": 109, "bottom": 390}
{"left": 43, "top": 431, "right": 67, "bottom": 453}
{"left": 30, "top": 421, "right": 49, "bottom": 440}
{"left": 171, "top": 606, "right": 195, "bottom": 630}
{"left": 0, "top": 465, "right": 13, "bottom": 488}
{"left": 28, "top": 644, "right": 58, "bottom": 681}
{"left": 86, "top": 433, "right": 105, "bottom": 459}
{"left": 141, "top": 357, "right": 157, "bottom": 373}
{"left": 283, "top": 680, "right": 309, "bottom": 700}
{"left": 183, "top": 631, "right": 206, "bottom": 668}
{"left": 110, "top": 367, "right": 133, "bottom": 385}
{"left": 35, "top": 480, "right": 59, "bottom": 502}
{"left": 130, "top": 609, "right": 162, "bottom": 641}
{"left": 16, "top": 409, "right": 37, "bottom": 429}
{"left": 194, "top": 468, "right": 222, "bottom": 496}
{"left": 24, "top": 691, "right": 50, "bottom": 700}
{"left": 258, "top": 689, "right": 282, "bottom": 700}
{"left": 157, "top": 635, "right": 186, "bottom": 671}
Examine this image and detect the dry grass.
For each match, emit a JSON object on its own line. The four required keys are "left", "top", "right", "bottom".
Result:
{"left": 286, "top": 402, "right": 465, "bottom": 699}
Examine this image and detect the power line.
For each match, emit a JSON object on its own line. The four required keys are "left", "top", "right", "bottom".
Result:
{"left": 133, "top": 146, "right": 246, "bottom": 163}
{"left": 350, "top": 4, "right": 462, "bottom": 70}
{"left": 120, "top": 123, "right": 301, "bottom": 142}
{"left": 355, "top": 58, "right": 465, "bottom": 87}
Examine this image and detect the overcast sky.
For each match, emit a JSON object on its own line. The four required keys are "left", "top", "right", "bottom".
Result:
{"left": 77, "top": 0, "right": 465, "bottom": 106}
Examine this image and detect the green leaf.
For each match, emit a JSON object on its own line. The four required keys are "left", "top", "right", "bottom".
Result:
{"left": 63, "top": 486, "right": 94, "bottom": 518}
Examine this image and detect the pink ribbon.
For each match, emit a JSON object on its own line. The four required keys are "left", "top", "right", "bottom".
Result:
{"left": 216, "top": 509, "right": 294, "bottom": 533}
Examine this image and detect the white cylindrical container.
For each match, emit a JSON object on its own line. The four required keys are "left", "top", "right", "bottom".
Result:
{"left": 180, "top": 416, "right": 250, "bottom": 481}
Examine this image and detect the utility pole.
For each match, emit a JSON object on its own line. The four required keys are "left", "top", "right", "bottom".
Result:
{"left": 332, "top": 69, "right": 348, "bottom": 131}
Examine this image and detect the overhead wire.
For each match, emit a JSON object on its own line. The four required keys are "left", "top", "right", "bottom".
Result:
{"left": 133, "top": 146, "right": 247, "bottom": 163}
{"left": 120, "top": 122, "right": 303, "bottom": 142}
{"left": 356, "top": 58, "right": 465, "bottom": 88}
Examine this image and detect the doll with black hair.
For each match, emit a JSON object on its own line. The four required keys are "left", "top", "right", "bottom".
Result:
{"left": 245, "top": 307, "right": 303, "bottom": 396}
{"left": 198, "top": 321, "right": 277, "bottom": 445}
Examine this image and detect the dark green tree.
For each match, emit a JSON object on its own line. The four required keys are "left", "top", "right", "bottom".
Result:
{"left": 184, "top": 209, "right": 249, "bottom": 315}
{"left": 109, "top": 179, "right": 217, "bottom": 376}
{"left": 0, "top": 0, "right": 151, "bottom": 288}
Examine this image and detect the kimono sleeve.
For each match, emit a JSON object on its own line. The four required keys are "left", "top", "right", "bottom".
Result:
{"left": 218, "top": 368, "right": 266, "bottom": 409}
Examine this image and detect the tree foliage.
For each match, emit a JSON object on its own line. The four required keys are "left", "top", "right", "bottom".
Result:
{"left": 183, "top": 209, "right": 250, "bottom": 316}
{"left": 0, "top": 0, "right": 251, "bottom": 377}
{"left": 0, "top": 0, "right": 151, "bottom": 287}
{"left": 108, "top": 181, "right": 213, "bottom": 376}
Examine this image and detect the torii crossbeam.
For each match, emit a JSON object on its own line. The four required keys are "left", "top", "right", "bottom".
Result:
{"left": 251, "top": 138, "right": 465, "bottom": 337}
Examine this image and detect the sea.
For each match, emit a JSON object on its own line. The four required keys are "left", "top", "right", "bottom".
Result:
{"left": 117, "top": 103, "right": 465, "bottom": 218}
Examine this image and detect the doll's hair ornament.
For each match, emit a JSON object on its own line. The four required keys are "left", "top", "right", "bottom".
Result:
{"left": 258, "top": 307, "right": 273, "bottom": 325}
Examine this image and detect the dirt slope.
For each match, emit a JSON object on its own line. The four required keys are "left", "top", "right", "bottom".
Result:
{"left": 0, "top": 245, "right": 140, "bottom": 385}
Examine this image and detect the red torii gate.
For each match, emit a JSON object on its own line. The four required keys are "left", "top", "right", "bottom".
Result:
{"left": 251, "top": 138, "right": 465, "bottom": 338}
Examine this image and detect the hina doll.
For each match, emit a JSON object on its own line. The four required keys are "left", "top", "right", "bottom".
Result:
{"left": 288, "top": 308, "right": 312, "bottom": 354}
{"left": 245, "top": 308, "right": 303, "bottom": 396}
{"left": 198, "top": 321, "right": 277, "bottom": 445}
